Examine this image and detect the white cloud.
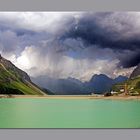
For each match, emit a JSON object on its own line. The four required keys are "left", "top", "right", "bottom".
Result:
{"left": 0, "top": 12, "right": 82, "bottom": 33}
{"left": 12, "top": 43, "right": 126, "bottom": 82}
{"left": 113, "top": 66, "right": 136, "bottom": 78}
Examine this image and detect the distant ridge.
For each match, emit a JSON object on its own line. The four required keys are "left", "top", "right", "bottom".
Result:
{"left": 32, "top": 74, "right": 128, "bottom": 95}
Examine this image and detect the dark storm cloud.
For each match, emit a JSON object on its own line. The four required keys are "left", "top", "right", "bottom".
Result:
{"left": 63, "top": 13, "right": 138, "bottom": 46}
{"left": 61, "top": 12, "right": 140, "bottom": 68}
{"left": 0, "top": 12, "right": 139, "bottom": 80}
{"left": 118, "top": 50, "right": 140, "bottom": 68}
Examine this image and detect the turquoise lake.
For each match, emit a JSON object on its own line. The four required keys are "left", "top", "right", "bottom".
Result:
{"left": 0, "top": 98, "right": 140, "bottom": 128}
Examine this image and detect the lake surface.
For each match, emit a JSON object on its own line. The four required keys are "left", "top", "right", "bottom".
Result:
{"left": 0, "top": 98, "right": 140, "bottom": 128}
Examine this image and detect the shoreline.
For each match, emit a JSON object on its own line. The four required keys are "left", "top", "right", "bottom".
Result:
{"left": 0, "top": 95, "right": 140, "bottom": 100}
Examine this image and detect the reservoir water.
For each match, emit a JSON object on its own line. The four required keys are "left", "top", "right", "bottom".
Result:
{"left": 0, "top": 98, "right": 140, "bottom": 128}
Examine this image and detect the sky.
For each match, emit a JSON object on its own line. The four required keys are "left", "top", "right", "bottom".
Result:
{"left": 0, "top": 12, "right": 140, "bottom": 82}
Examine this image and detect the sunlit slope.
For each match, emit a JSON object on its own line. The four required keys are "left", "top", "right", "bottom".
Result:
{"left": 112, "top": 76, "right": 140, "bottom": 94}
{"left": 0, "top": 55, "right": 47, "bottom": 95}
{"left": 126, "top": 76, "right": 140, "bottom": 93}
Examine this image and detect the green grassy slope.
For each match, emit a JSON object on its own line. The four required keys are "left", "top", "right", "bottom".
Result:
{"left": 112, "top": 76, "right": 140, "bottom": 95}
{"left": 126, "top": 76, "right": 140, "bottom": 93}
{"left": 0, "top": 61, "right": 46, "bottom": 95}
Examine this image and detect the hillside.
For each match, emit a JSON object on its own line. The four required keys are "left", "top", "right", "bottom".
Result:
{"left": 0, "top": 54, "right": 47, "bottom": 95}
{"left": 113, "top": 65, "right": 140, "bottom": 95}
{"left": 126, "top": 76, "right": 140, "bottom": 93}
{"left": 112, "top": 76, "right": 140, "bottom": 95}
{"left": 127, "top": 64, "right": 140, "bottom": 93}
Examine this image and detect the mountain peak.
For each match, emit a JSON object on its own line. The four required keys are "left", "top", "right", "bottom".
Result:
{"left": 114, "top": 75, "right": 128, "bottom": 80}
{"left": 90, "top": 74, "right": 111, "bottom": 82}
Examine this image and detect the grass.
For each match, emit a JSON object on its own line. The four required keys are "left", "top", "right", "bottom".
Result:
{"left": 11, "top": 82, "right": 42, "bottom": 95}
{"left": 112, "top": 76, "right": 140, "bottom": 95}
{"left": 0, "top": 62, "right": 45, "bottom": 95}
{"left": 0, "top": 81, "right": 44, "bottom": 95}
{"left": 125, "top": 77, "right": 140, "bottom": 94}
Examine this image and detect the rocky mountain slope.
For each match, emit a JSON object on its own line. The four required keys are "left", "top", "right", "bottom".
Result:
{"left": 130, "top": 64, "right": 140, "bottom": 79}
{"left": 0, "top": 54, "right": 47, "bottom": 95}
{"left": 113, "top": 64, "right": 140, "bottom": 94}
{"left": 123, "top": 64, "right": 140, "bottom": 94}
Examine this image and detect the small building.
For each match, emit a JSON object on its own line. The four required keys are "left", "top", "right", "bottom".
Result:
{"left": 111, "top": 91, "right": 118, "bottom": 94}
{"left": 120, "top": 89, "right": 124, "bottom": 92}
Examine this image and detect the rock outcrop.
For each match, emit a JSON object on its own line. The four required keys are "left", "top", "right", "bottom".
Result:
{"left": 130, "top": 64, "right": 140, "bottom": 79}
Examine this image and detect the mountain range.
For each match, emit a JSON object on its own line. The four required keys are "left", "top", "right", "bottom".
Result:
{"left": 32, "top": 74, "right": 128, "bottom": 95}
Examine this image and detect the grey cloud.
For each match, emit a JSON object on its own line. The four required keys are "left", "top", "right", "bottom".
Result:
{"left": 60, "top": 12, "right": 140, "bottom": 68}
{"left": 0, "top": 30, "right": 19, "bottom": 54}
{"left": 0, "top": 12, "right": 139, "bottom": 82}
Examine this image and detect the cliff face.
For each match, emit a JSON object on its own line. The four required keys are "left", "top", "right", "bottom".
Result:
{"left": 130, "top": 64, "right": 140, "bottom": 79}
{"left": 0, "top": 54, "right": 46, "bottom": 95}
